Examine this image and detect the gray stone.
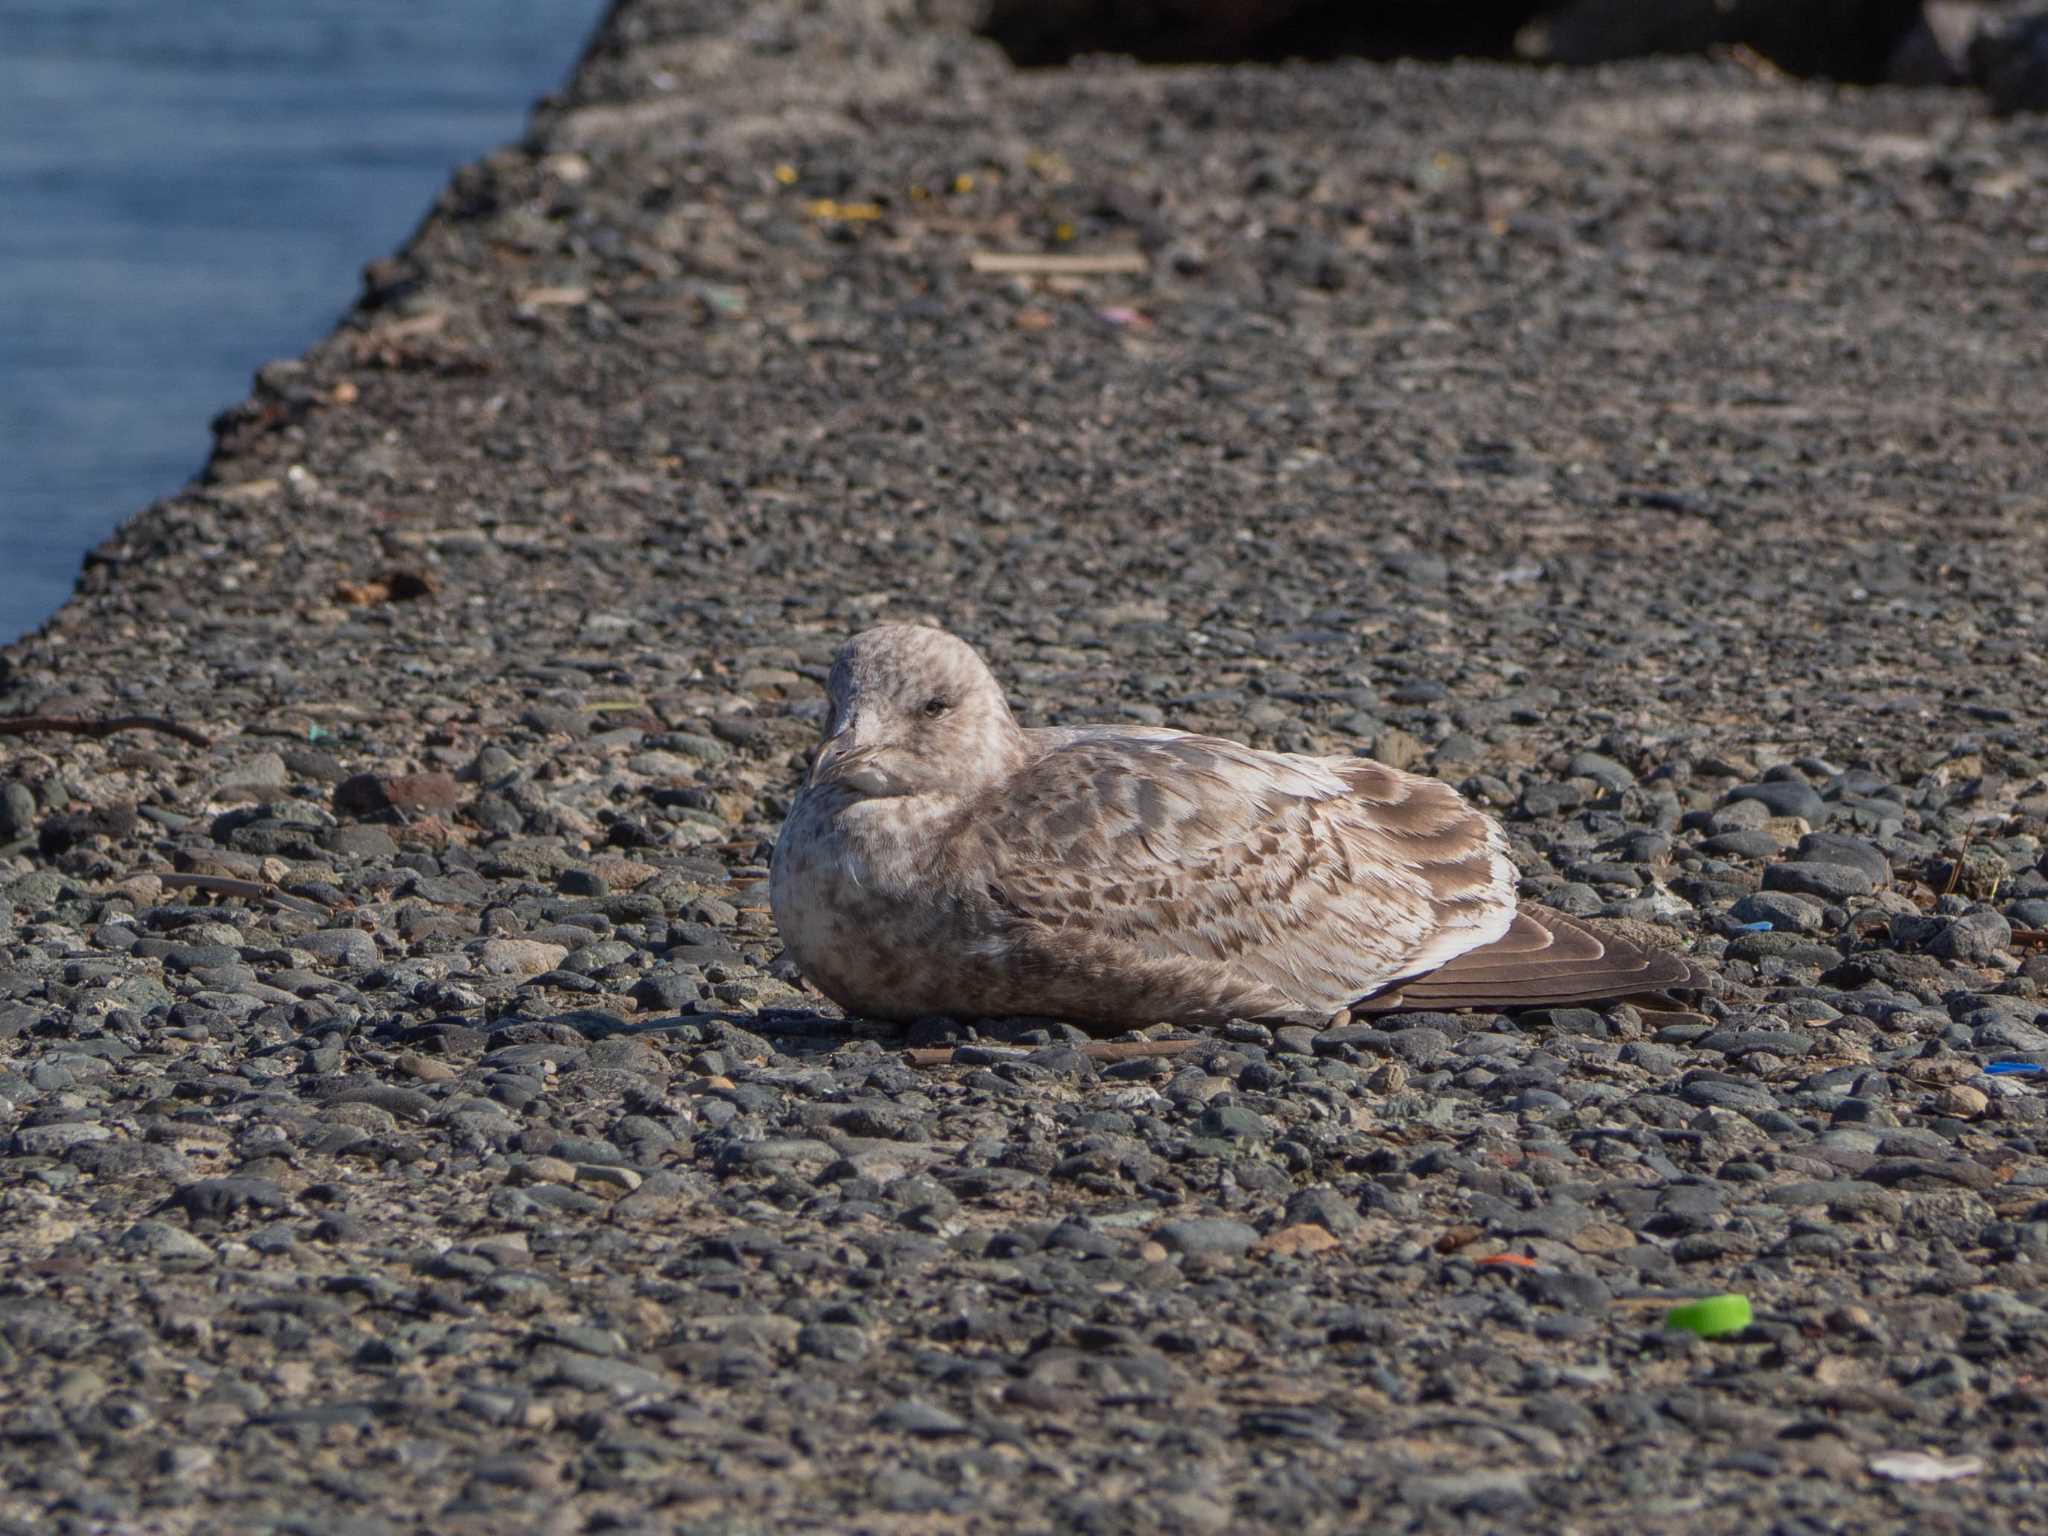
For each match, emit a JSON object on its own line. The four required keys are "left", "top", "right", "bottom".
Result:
{"left": 171, "top": 1177, "right": 288, "bottom": 1220}
{"left": 1795, "top": 831, "right": 1891, "bottom": 884}
{"left": 547, "top": 1355, "right": 674, "bottom": 1398}
{"left": 1930, "top": 909, "right": 2012, "bottom": 963}
{"left": 212, "top": 752, "right": 291, "bottom": 802}
{"left": 0, "top": 782, "right": 36, "bottom": 841}
{"left": 1678, "top": 1077, "right": 1776, "bottom": 1114}
{"left": 1154, "top": 1217, "right": 1260, "bottom": 1256}
{"left": 1765, "top": 1180, "right": 1902, "bottom": 1220}
{"left": 1973, "top": 1017, "right": 2048, "bottom": 1054}
{"left": 11, "top": 1120, "right": 113, "bottom": 1156}
{"left": 1285, "top": 1185, "right": 1365, "bottom": 1236}
{"left": 1519, "top": 782, "right": 1584, "bottom": 818}
{"left": 797, "top": 1323, "right": 871, "bottom": 1362}
{"left": 1565, "top": 751, "right": 1635, "bottom": 792}
{"left": 1762, "top": 861, "right": 1874, "bottom": 901}
{"left": 117, "top": 1220, "right": 213, "bottom": 1261}
{"left": 295, "top": 928, "right": 380, "bottom": 969}
{"left": 1192, "top": 1104, "right": 1269, "bottom": 1141}
{"left": 474, "top": 938, "right": 570, "bottom": 976}
{"left": 878, "top": 1398, "right": 970, "bottom": 1436}
{"left": 1723, "top": 780, "right": 1826, "bottom": 823}
{"left": 716, "top": 1138, "right": 838, "bottom": 1171}
{"left": 1730, "top": 890, "right": 1825, "bottom": 933}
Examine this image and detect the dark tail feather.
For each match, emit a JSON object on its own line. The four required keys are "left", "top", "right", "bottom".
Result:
{"left": 1355, "top": 907, "right": 1700, "bottom": 1014}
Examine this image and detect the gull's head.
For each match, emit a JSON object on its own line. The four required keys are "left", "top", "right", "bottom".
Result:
{"left": 807, "top": 625, "right": 1021, "bottom": 799}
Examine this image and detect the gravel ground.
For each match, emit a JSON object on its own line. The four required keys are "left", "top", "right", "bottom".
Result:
{"left": 6, "top": 2, "right": 2048, "bottom": 1531}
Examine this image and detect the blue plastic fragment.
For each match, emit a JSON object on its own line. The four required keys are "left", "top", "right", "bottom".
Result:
{"left": 1984, "top": 1061, "right": 2045, "bottom": 1077}
{"left": 1736, "top": 920, "right": 1773, "bottom": 932}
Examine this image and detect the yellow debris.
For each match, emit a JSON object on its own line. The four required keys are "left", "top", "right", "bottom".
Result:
{"left": 805, "top": 199, "right": 883, "bottom": 222}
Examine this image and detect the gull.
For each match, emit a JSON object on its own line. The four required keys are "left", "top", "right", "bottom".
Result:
{"left": 770, "top": 625, "right": 1697, "bottom": 1030}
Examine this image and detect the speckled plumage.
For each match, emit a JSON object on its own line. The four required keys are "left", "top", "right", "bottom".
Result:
{"left": 771, "top": 626, "right": 1694, "bottom": 1030}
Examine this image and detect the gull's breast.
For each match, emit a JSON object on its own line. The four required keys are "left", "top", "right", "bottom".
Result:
{"left": 771, "top": 791, "right": 984, "bottom": 1020}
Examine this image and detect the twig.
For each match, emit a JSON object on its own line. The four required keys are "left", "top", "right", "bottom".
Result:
{"left": 0, "top": 714, "right": 212, "bottom": 748}
{"left": 154, "top": 872, "right": 335, "bottom": 919}
{"left": 1941, "top": 838, "right": 1968, "bottom": 899}
{"left": 968, "top": 251, "right": 1149, "bottom": 277}
{"left": 907, "top": 1038, "right": 1206, "bottom": 1069}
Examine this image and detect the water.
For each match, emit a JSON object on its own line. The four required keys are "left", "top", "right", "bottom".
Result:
{"left": 0, "top": 0, "right": 604, "bottom": 642}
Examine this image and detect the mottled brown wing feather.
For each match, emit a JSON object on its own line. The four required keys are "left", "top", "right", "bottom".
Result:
{"left": 960, "top": 733, "right": 1518, "bottom": 1020}
{"left": 1356, "top": 906, "right": 1700, "bottom": 1012}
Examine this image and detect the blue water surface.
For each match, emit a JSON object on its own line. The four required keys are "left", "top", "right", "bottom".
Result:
{"left": 0, "top": 0, "right": 603, "bottom": 642}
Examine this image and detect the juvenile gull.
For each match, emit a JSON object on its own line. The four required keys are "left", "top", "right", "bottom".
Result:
{"left": 771, "top": 625, "right": 1697, "bottom": 1031}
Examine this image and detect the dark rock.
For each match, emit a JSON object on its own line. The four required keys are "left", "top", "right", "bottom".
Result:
{"left": 12, "top": 1120, "right": 113, "bottom": 1155}
{"left": 1763, "top": 861, "right": 1875, "bottom": 902}
{"left": 1795, "top": 832, "right": 1891, "bottom": 885}
{"left": 1192, "top": 1105, "right": 1269, "bottom": 1141}
{"left": 878, "top": 1398, "right": 969, "bottom": 1437}
{"left": 1285, "top": 1185, "right": 1364, "bottom": 1236}
{"left": 334, "top": 771, "right": 463, "bottom": 817}
{"left": 0, "top": 782, "right": 36, "bottom": 841}
{"left": 1722, "top": 781, "right": 1827, "bottom": 823}
{"left": 294, "top": 928, "right": 379, "bottom": 968}
{"left": 1930, "top": 909, "right": 2012, "bottom": 962}
{"left": 171, "top": 1177, "right": 288, "bottom": 1220}
{"left": 1519, "top": 782, "right": 1585, "bottom": 819}
{"left": 1154, "top": 1218, "right": 1260, "bottom": 1256}
{"left": 1730, "top": 890, "right": 1824, "bottom": 933}
{"left": 38, "top": 804, "right": 137, "bottom": 856}
{"left": 1521, "top": 1269, "right": 1611, "bottom": 1313}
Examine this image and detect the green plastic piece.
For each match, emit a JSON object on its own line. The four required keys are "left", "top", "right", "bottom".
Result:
{"left": 1664, "top": 1294, "right": 1752, "bottom": 1338}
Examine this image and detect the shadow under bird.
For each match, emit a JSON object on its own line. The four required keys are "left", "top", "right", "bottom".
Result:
{"left": 771, "top": 625, "right": 1698, "bottom": 1032}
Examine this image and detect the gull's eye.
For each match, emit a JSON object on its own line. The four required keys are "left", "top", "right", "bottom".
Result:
{"left": 922, "top": 697, "right": 950, "bottom": 719}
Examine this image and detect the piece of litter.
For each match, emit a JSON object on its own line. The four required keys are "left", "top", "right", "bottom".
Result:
{"left": 1736, "top": 920, "right": 1773, "bottom": 932}
{"left": 1664, "top": 1294, "right": 1752, "bottom": 1338}
{"left": 804, "top": 199, "right": 882, "bottom": 222}
{"left": 1985, "top": 1061, "right": 2044, "bottom": 1076}
{"left": 1473, "top": 1253, "right": 1539, "bottom": 1270}
{"left": 1870, "top": 1450, "right": 1984, "bottom": 1483}
{"left": 969, "top": 250, "right": 1149, "bottom": 277}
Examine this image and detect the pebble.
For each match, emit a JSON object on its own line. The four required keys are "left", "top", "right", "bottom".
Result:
{"left": 475, "top": 939, "right": 571, "bottom": 976}
{"left": 1255, "top": 1223, "right": 1341, "bottom": 1256}
{"left": 334, "top": 771, "right": 463, "bottom": 816}
{"left": 293, "top": 928, "right": 379, "bottom": 968}
{"left": 1763, "top": 861, "right": 1874, "bottom": 901}
{"left": 1935, "top": 1084, "right": 1989, "bottom": 1118}
{"left": 0, "top": 781, "right": 35, "bottom": 840}
{"left": 1730, "top": 890, "right": 1826, "bottom": 933}
{"left": 1723, "top": 781, "right": 1827, "bottom": 823}
{"left": 1154, "top": 1218, "right": 1261, "bottom": 1256}
{"left": 1931, "top": 910, "right": 2012, "bottom": 963}
{"left": 12, "top": 1120, "right": 113, "bottom": 1155}
{"left": 1796, "top": 832, "right": 1891, "bottom": 884}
